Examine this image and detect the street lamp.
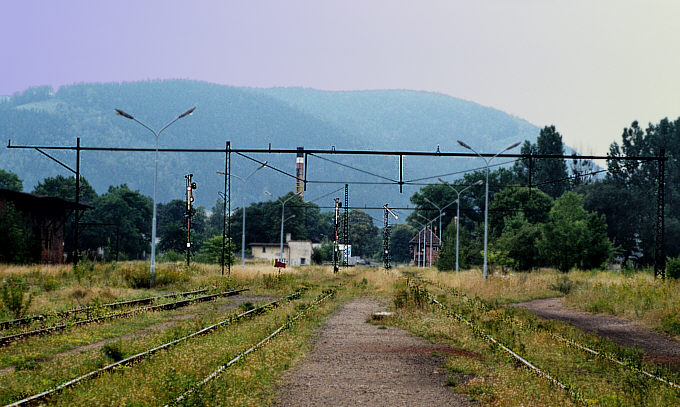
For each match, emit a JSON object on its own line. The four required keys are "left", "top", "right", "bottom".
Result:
{"left": 423, "top": 196, "right": 459, "bottom": 242}
{"left": 457, "top": 140, "right": 520, "bottom": 279}
{"left": 279, "top": 191, "right": 303, "bottom": 262}
{"left": 218, "top": 161, "right": 267, "bottom": 269}
{"left": 438, "top": 178, "right": 484, "bottom": 272}
{"left": 115, "top": 106, "right": 195, "bottom": 284}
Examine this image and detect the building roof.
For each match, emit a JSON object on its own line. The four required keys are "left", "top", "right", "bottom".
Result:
{"left": 0, "top": 188, "right": 92, "bottom": 211}
{"left": 409, "top": 226, "right": 441, "bottom": 246}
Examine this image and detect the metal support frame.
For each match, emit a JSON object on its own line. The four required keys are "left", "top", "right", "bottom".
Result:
{"left": 227, "top": 142, "right": 232, "bottom": 275}
{"left": 32, "top": 137, "right": 82, "bottom": 265}
{"left": 655, "top": 148, "right": 666, "bottom": 279}
{"left": 7, "top": 140, "right": 668, "bottom": 274}
{"left": 344, "top": 184, "right": 349, "bottom": 268}
{"left": 333, "top": 197, "right": 340, "bottom": 273}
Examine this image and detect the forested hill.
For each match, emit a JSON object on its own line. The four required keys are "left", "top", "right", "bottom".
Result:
{"left": 0, "top": 80, "right": 540, "bottom": 211}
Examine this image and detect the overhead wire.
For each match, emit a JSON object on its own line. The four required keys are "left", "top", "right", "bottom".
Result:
{"left": 308, "top": 153, "right": 398, "bottom": 182}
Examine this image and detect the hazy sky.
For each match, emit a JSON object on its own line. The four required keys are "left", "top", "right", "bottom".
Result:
{"left": 3, "top": 0, "right": 679, "bottom": 155}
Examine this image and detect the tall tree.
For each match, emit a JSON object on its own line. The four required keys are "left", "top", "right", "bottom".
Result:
{"left": 80, "top": 185, "right": 152, "bottom": 259}
{"left": 539, "top": 192, "right": 612, "bottom": 272}
{"left": 0, "top": 169, "right": 23, "bottom": 192}
{"left": 513, "top": 126, "right": 568, "bottom": 197}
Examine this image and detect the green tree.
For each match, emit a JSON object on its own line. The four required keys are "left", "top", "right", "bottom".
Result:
{"left": 348, "top": 210, "right": 380, "bottom": 258}
{"left": 389, "top": 224, "right": 416, "bottom": 264}
{"left": 0, "top": 169, "right": 23, "bottom": 192}
{"left": 489, "top": 186, "right": 553, "bottom": 238}
{"left": 32, "top": 175, "right": 97, "bottom": 204}
{"left": 197, "top": 235, "right": 235, "bottom": 265}
{"left": 436, "top": 220, "right": 481, "bottom": 271}
{"left": 494, "top": 213, "right": 542, "bottom": 271}
{"left": 0, "top": 202, "right": 40, "bottom": 263}
{"left": 80, "top": 185, "right": 152, "bottom": 259}
{"left": 513, "top": 126, "right": 568, "bottom": 197}
{"left": 539, "top": 192, "right": 612, "bottom": 272}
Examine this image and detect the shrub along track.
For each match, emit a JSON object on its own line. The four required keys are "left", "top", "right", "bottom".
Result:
{"left": 2, "top": 289, "right": 305, "bottom": 407}
{"left": 418, "top": 276, "right": 680, "bottom": 405}
{"left": 0, "top": 288, "right": 248, "bottom": 346}
{"left": 0, "top": 288, "right": 209, "bottom": 330}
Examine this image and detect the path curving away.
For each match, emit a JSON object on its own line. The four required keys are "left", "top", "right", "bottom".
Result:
{"left": 275, "top": 297, "right": 471, "bottom": 407}
{"left": 513, "top": 297, "right": 680, "bottom": 369}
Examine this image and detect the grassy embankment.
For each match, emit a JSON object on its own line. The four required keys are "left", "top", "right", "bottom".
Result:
{"left": 2, "top": 262, "right": 680, "bottom": 406}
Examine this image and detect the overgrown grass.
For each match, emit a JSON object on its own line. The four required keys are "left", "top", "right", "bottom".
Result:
{"left": 383, "top": 272, "right": 680, "bottom": 406}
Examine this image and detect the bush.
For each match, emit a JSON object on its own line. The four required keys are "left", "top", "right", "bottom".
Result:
{"left": 666, "top": 257, "right": 680, "bottom": 279}
{"left": 1, "top": 275, "right": 33, "bottom": 318}
{"left": 550, "top": 275, "right": 575, "bottom": 295}
{"left": 102, "top": 342, "right": 125, "bottom": 362}
{"left": 158, "top": 250, "right": 185, "bottom": 263}
{"left": 121, "top": 264, "right": 189, "bottom": 289}
{"left": 393, "top": 282, "right": 429, "bottom": 309}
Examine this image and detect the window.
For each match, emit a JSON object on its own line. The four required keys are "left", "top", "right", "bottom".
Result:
{"left": 300, "top": 258, "right": 306, "bottom": 265}
{"left": 262, "top": 247, "right": 266, "bottom": 253}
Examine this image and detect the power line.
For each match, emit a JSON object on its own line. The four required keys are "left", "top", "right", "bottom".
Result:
{"left": 308, "top": 153, "right": 398, "bottom": 182}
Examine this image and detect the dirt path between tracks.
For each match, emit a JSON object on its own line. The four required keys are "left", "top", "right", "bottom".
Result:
{"left": 275, "top": 297, "right": 472, "bottom": 407}
{"left": 512, "top": 297, "right": 680, "bottom": 370}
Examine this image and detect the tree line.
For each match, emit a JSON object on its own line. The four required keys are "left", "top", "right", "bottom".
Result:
{"left": 1, "top": 115, "right": 679, "bottom": 272}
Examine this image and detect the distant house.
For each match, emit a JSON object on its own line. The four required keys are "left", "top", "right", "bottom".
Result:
{"left": 409, "top": 227, "right": 441, "bottom": 267}
{"left": 249, "top": 239, "right": 313, "bottom": 266}
{"left": 0, "top": 189, "right": 90, "bottom": 264}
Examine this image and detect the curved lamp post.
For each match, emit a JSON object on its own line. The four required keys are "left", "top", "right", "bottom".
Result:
{"left": 456, "top": 140, "right": 520, "bottom": 279}
{"left": 115, "top": 106, "right": 195, "bottom": 283}
{"left": 438, "top": 178, "right": 484, "bottom": 272}
{"left": 218, "top": 161, "right": 267, "bottom": 268}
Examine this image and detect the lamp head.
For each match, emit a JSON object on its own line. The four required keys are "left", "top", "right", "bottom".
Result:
{"left": 178, "top": 106, "right": 196, "bottom": 119}
{"left": 475, "top": 179, "right": 484, "bottom": 185}
{"left": 114, "top": 109, "right": 134, "bottom": 120}
{"left": 506, "top": 141, "right": 521, "bottom": 150}
{"left": 457, "top": 140, "right": 472, "bottom": 150}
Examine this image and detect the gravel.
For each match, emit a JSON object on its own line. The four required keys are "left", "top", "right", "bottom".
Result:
{"left": 275, "top": 297, "right": 471, "bottom": 406}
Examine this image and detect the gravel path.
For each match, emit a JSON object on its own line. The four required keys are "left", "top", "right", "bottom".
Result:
{"left": 275, "top": 297, "right": 471, "bottom": 406}
{"left": 513, "top": 297, "right": 680, "bottom": 369}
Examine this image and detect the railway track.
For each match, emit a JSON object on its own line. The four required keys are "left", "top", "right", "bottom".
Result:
{"left": 0, "top": 288, "right": 209, "bottom": 330}
{"left": 3, "top": 289, "right": 305, "bottom": 407}
{"left": 0, "top": 288, "right": 249, "bottom": 347}
{"left": 417, "top": 277, "right": 680, "bottom": 404}
{"left": 167, "top": 287, "right": 339, "bottom": 406}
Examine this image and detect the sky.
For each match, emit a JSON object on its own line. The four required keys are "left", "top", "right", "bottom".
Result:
{"left": 2, "top": 0, "right": 679, "bottom": 155}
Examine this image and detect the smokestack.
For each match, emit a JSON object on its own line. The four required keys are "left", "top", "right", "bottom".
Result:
{"left": 296, "top": 146, "right": 304, "bottom": 198}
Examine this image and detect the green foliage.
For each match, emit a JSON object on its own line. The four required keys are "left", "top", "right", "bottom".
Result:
{"left": 389, "top": 224, "right": 416, "bottom": 264}
{"left": 539, "top": 192, "right": 612, "bottom": 272}
{"left": 489, "top": 186, "right": 552, "bottom": 238}
{"left": 101, "top": 342, "right": 125, "bottom": 362}
{"left": 158, "top": 250, "right": 185, "bottom": 263}
{"left": 550, "top": 275, "right": 575, "bottom": 295}
{"left": 196, "top": 235, "right": 235, "bottom": 266}
{"left": 436, "top": 220, "right": 481, "bottom": 271}
{"left": 0, "top": 275, "right": 33, "bottom": 318}
{"left": 121, "top": 263, "right": 189, "bottom": 288}
{"left": 513, "top": 125, "right": 569, "bottom": 198}
{"left": 393, "top": 282, "right": 429, "bottom": 309}
{"left": 73, "top": 259, "right": 95, "bottom": 284}
{"left": 665, "top": 256, "right": 680, "bottom": 279}
{"left": 32, "top": 175, "right": 98, "bottom": 205}
{"left": 0, "top": 169, "right": 23, "bottom": 191}
{"left": 312, "top": 240, "right": 334, "bottom": 264}
{"left": 0, "top": 202, "right": 41, "bottom": 264}
{"left": 80, "top": 185, "right": 152, "bottom": 260}
{"left": 494, "top": 214, "right": 542, "bottom": 271}
{"left": 348, "top": 210, "right": 380, "bottom": 258}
